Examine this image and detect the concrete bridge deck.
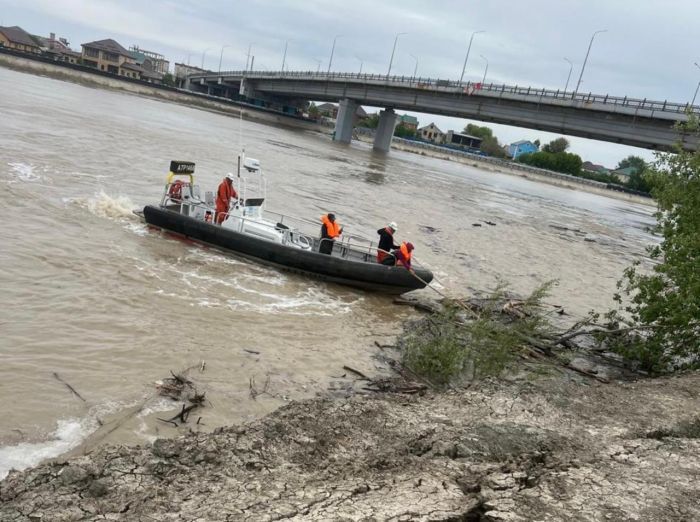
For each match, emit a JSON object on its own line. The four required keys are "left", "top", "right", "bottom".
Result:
{"left": 187, "top": 70, "right": 700, "bottom": 152}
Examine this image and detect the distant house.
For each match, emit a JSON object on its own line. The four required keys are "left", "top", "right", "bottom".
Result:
{"left": 81, "top": 38, "right": 143, "bottom": 78}
{"left": 582, "top": 161, "right": 610, "bottom": 175}
{"left": 417, "top": 123, "right": 445, "bottom": 144}
{"left": 33, "top": 32, "right": 81, "bottom": 64}
{"left": 508, "top": 140, "right": 538, "bottom": 159}
{"left": 611, "top": 166, "right": 635, "bottom": 183}
{"left": 0, "top": 26, "right": 41, "bottom": 54}
{"left": 445, "top": 130, "right": 482, "bottom": 150}
{"left": 398, "top": 114, "right": 419, "bottom": 131}
{"left": 129, "top": 45, "right": 169, "bottom": 75}
{"left": 316, "top": 103, "right": 338, "bottom": 118}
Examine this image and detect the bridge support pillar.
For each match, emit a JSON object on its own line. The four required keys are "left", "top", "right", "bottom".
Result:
{"left": 373, "top": 109, "right": 397, "bottom": 152}
{"left": 333, "top": 98, "right": 358, "bottom": 144}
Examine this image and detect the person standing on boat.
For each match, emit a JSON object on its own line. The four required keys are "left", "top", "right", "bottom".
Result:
{"left": 215, "top": 173, "right": 238, "bottom": 224}
{"left": 376, "top": 222, "right": 399, "bottom": 263}
{"left": 319, "top": 213, "right": 342, "bottom": 255}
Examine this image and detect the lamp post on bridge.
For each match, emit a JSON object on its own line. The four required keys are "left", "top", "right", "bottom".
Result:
{"left": 387, "top": 32, "right": 407, "bottom": 78}
{"left": 479, "top": 54, "right": 488, "bottom": 84}
{"left": 218, "top": 45, "right": 231, "bottom": 73}
{"left": 691, "top": 62, "right": 700, "bottom": 107}
{"left": 281, "top": 40, "right": 290, "bottom": 72}
{"left": 201, "top": 47, "right": 212, "bottom": 70}
{"left": 327, "top": 34, "right": 343, "bottom": 76}
{"left": 459, "top": 30, "right": 485, "bottom": 84}
{"left": 409, "top": 53, "right": 418, "bottom": 82}
{"left": 574, "top": 29, "right": 607, "bottom": 95}
{"left": 564, "top": 57, "right": 573, "bottom": 93}
{"left": 245, "top": 44, "right": 253, "bottom": 71}
{"left": 355, "top": 55, "right": 363, "bottom": 75}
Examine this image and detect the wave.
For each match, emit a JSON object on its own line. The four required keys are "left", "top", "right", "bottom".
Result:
{"left": 4, "top": 162, "right": 47, "bottom": 183}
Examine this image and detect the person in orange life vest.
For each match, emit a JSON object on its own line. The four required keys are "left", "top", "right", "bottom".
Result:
{"left": 382, "top": 241, "right": 415, "bottom": 271}
{"left": 376, "top": 222, "right": 399, "bottom": 263}
{"left": 319, "top": 213, "right": 342, "bottom": 254}
{"left": 215, "top": 173, "right": 238, "bottom": 224}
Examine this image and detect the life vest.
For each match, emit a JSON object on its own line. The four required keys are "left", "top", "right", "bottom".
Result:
{"left": 399, "top": 242, "right": 412, "bottom": 266}
{"left": 320, "top": 215, "right": 341, "bottom": 238}
{"left": 168, "top": 180, "right": 186, "bottom": 202}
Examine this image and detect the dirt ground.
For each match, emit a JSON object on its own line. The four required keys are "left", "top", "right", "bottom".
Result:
{"left": 1, "top": 369, "right": 698, "bottom": 521}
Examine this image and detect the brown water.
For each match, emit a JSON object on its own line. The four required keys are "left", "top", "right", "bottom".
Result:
{"left": 0, "top": 67, "right": 656, "bottom": 477}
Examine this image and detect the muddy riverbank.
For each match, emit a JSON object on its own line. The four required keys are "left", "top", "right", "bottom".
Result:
{"left": 2, "top": 366, "right": 698, "bottom": 521}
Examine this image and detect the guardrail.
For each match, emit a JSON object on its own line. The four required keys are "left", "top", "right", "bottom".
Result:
{"left": 190, "top": 69, "right": 700, "bottom": 116}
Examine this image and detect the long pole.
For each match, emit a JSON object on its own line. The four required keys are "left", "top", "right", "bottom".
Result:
{"left": 355, "top": 55, "right": 363, "bottom": 75}
{"left": 564, "top": 57, "right": 573, "bottom": 92}
{"left": 692, "top": 62, "right": 700, "bottom": 107}
{"left": 387, "top": 32, "right": 407, "bottom": 78}
{"left": 480, "top": 54, "right": 488, "bottom": 84}
{"left": 281, "top": 40, "right": 288, "bottom": 72}
{"left": 574, "top": 29, "right": 607, "bottom": 94}
{"left": 327, "top": 34, "right": 342, "bottom": 75}
{"left": 218, "top": 45, "right": 230, "bottom": 73}
{"left": 459, "top": 30, "right": 484, "bottom": 84}
{"left": 410, "top": 53, "right": 418, "bottom": 81}
{"left": 245, "top": 44, "right": 252, "bottom": 71}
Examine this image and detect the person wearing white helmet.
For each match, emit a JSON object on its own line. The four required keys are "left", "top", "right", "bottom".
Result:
{"left": 376, "top": 221, "right": 399, "bottom": 263}
{"left": 215, "top": 173, "right": 239, "bottom": 224}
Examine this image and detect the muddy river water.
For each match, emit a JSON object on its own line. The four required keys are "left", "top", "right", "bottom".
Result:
{"left": 0, "top": 67, "right": 656, "bottom": 478}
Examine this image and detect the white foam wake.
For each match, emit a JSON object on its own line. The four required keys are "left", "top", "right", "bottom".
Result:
{"left": 5, "top": 162, "right": 46, "bottom": 183}
{"left": 0, "top": 417, "right": 98, "bottom": 480}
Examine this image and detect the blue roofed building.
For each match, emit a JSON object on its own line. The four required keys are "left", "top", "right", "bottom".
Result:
{"left": 508, "top": 140, "right": 539, "bottom": 159}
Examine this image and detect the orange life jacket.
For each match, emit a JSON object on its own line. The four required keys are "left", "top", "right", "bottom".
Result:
{"left": 320, "top": 215, "right": 341, "bottom": 239}
{"left": 168, "top": 180, "right": 186, "bottom": 202}
{"left": 399, "top": 242, "right": 412, "bottom": 266}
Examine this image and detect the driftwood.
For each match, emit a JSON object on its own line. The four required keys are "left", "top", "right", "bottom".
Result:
{"left": 52, "top": 372, "right": 86, "bottom": 403}
{"left": 343, "top": 366, "right": 371, "bottom": 381}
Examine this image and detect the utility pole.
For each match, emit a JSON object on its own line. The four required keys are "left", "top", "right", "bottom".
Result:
{"left": 564, "top": 57, "right": 573, "bottom": 92}
{"left": 387, "top": 32, "right": 407, "bottom": 78}
{"left": 327, "top": 35, "right": 342, "bottom": 75}
{"left": 575, "top": 29, "right": 607, "bottom": 94}
{"left": 459, "top": 30, "right": 484, "bottom": 84}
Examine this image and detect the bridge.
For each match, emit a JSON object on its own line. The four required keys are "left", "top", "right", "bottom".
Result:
{"left": 185, "top": 70, "right": 700, "bottom": 153}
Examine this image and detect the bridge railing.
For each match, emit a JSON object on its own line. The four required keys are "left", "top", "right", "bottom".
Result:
{"left": 190, "top": 70, "right": 700, "bottom": 116}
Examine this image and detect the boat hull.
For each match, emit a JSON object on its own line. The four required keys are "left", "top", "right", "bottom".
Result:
{"left": 143, "top": 205, "right": 433, "bottom": 294}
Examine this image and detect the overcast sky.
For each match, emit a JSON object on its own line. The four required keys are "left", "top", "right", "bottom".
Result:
{"left": 4, "top": 0, "right": 699, "bottom": 166}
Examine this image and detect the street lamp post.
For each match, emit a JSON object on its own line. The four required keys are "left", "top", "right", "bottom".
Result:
{"left": 574, "top": 29, "right": 607, "bottom": 94}
{"left": 201, "top": 48, "right": 211, "bottom": 70}
{"left": 479, "top": 54, "right": 488, "bottom": 84}
{"left": 313, "top": 59, "right": 321, "bottom": 74}
{"left": 281, "top": 40, "right": 289, "bottom": 72}
{"left": 355, "top": 55, "right": 363, "bottom": 75}
{"left": 691, "top": 62, "right": 700, "bottom": 107}
{"left": 564, "top": 57, "right": 573, "bottom": 92}
{"left": 218, "top": 45, "right": 231, "bottom": 73}
{"left": 327, "top": 35, "right": 342, "bottom": 75}
{"left": 409, "top": 53, "right": 418, "bottom": 82}
{"left": 387, "top": 32, "right": 407, "bottom": 78}
{"left": 245, "top": 44, "right": 253, "bottom": 71}
{"left": 459, "top": 30, "right": 485, "bottom": 84}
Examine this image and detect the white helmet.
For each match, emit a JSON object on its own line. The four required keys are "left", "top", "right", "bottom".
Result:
{"left": 388, "top": 222, "right": 398, "bottom": 232}
{"left": 226, "top": 172, "right": 236, "bottom": 181}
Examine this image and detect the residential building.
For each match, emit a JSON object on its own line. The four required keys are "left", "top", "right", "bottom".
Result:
{"left": 417, "top": 122, "right": 445, "bottom": 144}
{"left": 582, "top": 161, "right": 610, "bottom": 175}
{"left": 398, "top": 114, "right": 419, "bottom": 131}
{"left": 508, "top": 140, "right": 539, "bottom": 159}
{"left": 81, "top": 38, "right": 142, "bottom": 78}
{"left": 129, "top": 45, "right": 169, "bottom": 75}
{"left": 445, "top": 130, "right": 482, "bottom": 150}
{"left": 316, "top": 103, "right": 338, "bottom": 118}
{"left": 34, "top": 32, "right": 81, "bottom": 63}
{"left": 611, "top": 166, "right": 635, "bottom": 183}
{"left": 0, "top": 26, "right": 41, "bottom": 54}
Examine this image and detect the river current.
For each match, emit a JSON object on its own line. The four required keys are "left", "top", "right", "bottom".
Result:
{"left": 0, "top": 67, "right": 656, "bottom": 478}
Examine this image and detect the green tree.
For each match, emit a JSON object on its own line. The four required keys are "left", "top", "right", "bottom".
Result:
{"left": 617, "top": 155, "right": 647, "bottom": 173}
{"left": 358, "top": 113, "right": 379, "bottom": 129}
{"left": 612, "top": 120, "right": 700, "bottom": 372}
{"left": 542, "top": 137, "right": 570, "bottom": 153}
{"left": 616, "top": 155, "right": 651, "bottom": 192}
{"left": 462, "top": 124, "right": 506, "bottom": 158}
{"left": 394, "top": 123, "right": 416, "bottom": 138}
{"left": 161, "top": 73, "right": 175, "bottom": 87}
{"left": 517, "top": 151, "right": 582, "bottom": 176}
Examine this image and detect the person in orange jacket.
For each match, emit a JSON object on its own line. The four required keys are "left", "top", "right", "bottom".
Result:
{"left": 215, "top": 173, "right": 238, "bottom": 224}
{"left": 381, "top": 241, "right": 415, "bottom": 272}
{"left": 319, "top": 213, "right": 342, "bottom": 254}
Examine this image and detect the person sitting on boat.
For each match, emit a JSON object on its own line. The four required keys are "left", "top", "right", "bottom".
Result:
{"left": 382, "top": 241, "right": 415, "bottom": 272}
{"left": 376, "top": 222, "right": 399, "bottom": 263}
{"left": 215, "top": 173, "right": 238, "bottom": 224}
{"left": 319, "top": 213, "right": 342, "bottom": 255}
